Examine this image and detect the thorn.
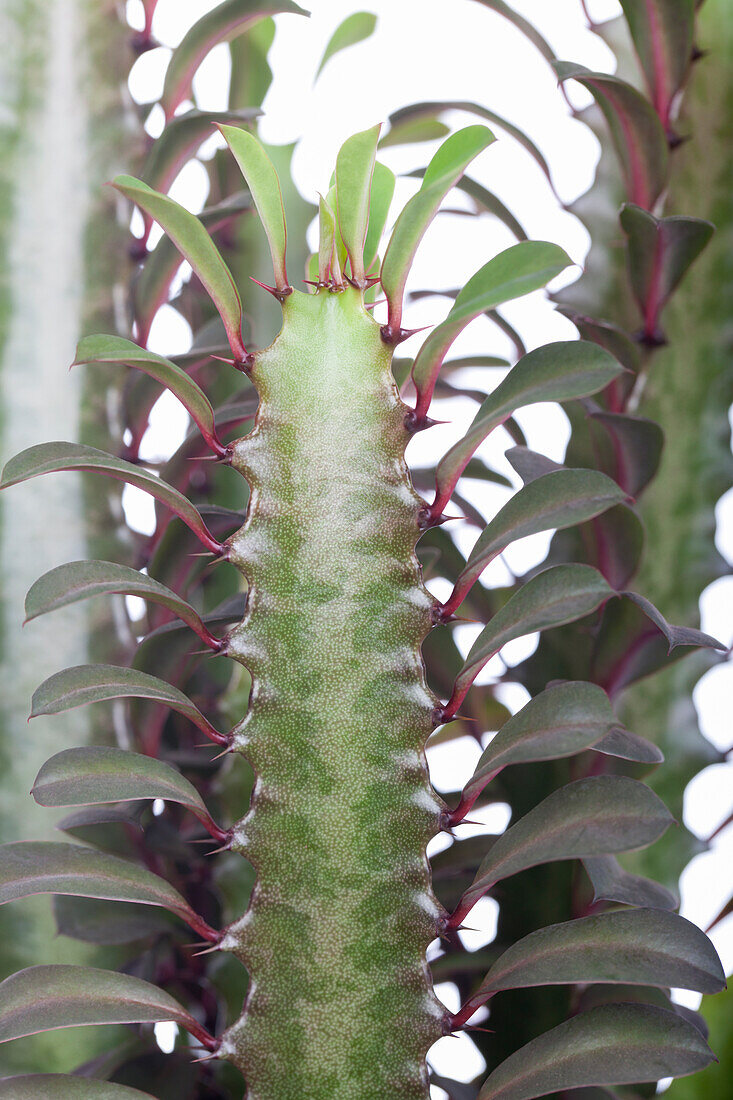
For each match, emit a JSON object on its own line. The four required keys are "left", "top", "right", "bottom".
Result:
{"left": 380, "top": 323, "right": 431, "bottom": 346}
{"left": 249, "top": 276, "right": 293, "bottom": 302}
{"left": 404, "top": 409, "right": 444, "bottom": 434}
{"left": 365, "top": 275, "right": 381, "bottom": 288}
{"left": 192, "top": 941, "right": 223, "bottom": 957}
{"left": 417, "top": 506, "right": 455, "bottom": 530}
{"left": 233, "top": 353, "right": 255, "bottom": 374}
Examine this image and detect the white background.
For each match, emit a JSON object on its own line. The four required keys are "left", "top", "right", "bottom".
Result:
{"left": 125, "top": 1, "right": 732, "bottom": 1091}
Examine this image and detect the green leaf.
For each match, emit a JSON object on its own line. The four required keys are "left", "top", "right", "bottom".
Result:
{"left": 160, "top": 0, "right": 308, "bottom": 118}
{"left": 506, "top": 445, "right": 563, "bottom": 483}
{"left": 0, "top": 441, "right": 222, "bottom": 553}
{"left": 335, "top": 124, "right": 381, "bottom": 285}
{"left": 133, "top": 192, "right": 251, "bottom": 347}
{"left": 592, "top": 725, "right": 664, "bottom": 764}
{"left": 0, "top": 842, "right": 214, "bottom": 938}
{"left": 456, "top": 681, "right": 620, "bottom": 818}
{"left": 74, "top": 334, "right": 224, "bottom": 454}
{"left": 32, "top": 746, "right": 224, "bottom": 838}
{"left": 450, "top": 775, "right": 672, "bottom": 925}
{"left": 477, "top": 1003, "right": 713, "bottom": 1099}
{"left": 380, "top": 126, "right": 495, "bottom": 330}
{"left": 112, "top": 175, "right": 246, "bottom": 360}
{"left": 25, "top": 560, "right": 221, "bottom": 649}
{"left": 30, "top": 664, "right": 226, "bottom": 746}
{"left": 388, "top": 100, "right": 557, "bottom": 196}
{"left": 0, "top": 1077, "right": 156, "bottom": 1099}
{"left": 446, "top": 565, "right": 614, "bottom": 718}
{"left": 457, "top": 175, "right": 528, "bottom": 240}
{"left": 553, "top": 62, "right": 669, "bottom": 209}
{"left": 0, "top": 965, "right": 214, "bottom": 1048}
{"left": 623, "top": 591, "right": 724, "bottom": 653}
{"left": 430, "top": 341, "right": 624, "bottom": 518}
{"left": 142, "top": 108, "right": 260, "bottom": 195}
{"left": 470, "top": 0, "right": 556, "bottom": 67}
{"left": 665, "top": 985, "right": 733, "bottom": 1099}
{"left": 219, "top": 126, "right": 289, "bottom": 290}
{"left": 583, "top": 854, "right": 678, "bottom": 911}
{"left": 446, "top": 468, "right": 625, "bottom": 612}
{"left": 411, "top": 241, "right": 571, "bottom": 417}
{"left": 619, "top": 204, "right": 714, "bottom": 336}
{"left": 53, "top": 895, "right": 179, "bottom": 946}
{"left": 618, "top": 0, "right": 695, "bottom": 125}
{"left": 315, "top": 11, "right": 377, "bottom": 78}
{"left": 458, "top": 909, "right": 723, "bottom": 1022}
{"left": 363, "top": 162, "right": 395, "bottom": 273}
{"left": 379, "top": 117, "right": 450, "bottom": 148}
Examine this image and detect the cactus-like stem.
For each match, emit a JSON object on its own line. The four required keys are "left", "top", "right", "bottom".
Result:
{"left": 217, "top": 285, "right": 446, "bottom": 1098}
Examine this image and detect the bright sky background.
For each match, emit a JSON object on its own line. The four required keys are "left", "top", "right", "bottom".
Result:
{"left": 126, "top": 1, "right": 732, "bottom": 1091}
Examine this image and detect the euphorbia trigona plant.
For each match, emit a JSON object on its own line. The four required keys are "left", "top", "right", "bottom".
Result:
{"left": 0, "top": 6, "right": 727, "bottom": 1099}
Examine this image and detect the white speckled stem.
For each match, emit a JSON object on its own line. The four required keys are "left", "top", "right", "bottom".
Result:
{"left": 217, "top": 286, "right": 446, "bottom": 1098}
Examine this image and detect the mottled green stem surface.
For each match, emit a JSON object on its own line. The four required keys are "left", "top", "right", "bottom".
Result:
{"left": 219, "top": 286, "right": 446, "bottom": 1098}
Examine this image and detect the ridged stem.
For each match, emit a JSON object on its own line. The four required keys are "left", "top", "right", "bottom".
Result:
{"left": 216, "top": 286, "right": 446, "bottom": 1098}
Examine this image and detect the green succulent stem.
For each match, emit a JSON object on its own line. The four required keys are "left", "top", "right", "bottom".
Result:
{"left": 215, "top": 285, "right": 446, "bottom": 1097}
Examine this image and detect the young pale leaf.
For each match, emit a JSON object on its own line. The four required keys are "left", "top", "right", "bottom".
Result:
{"left": 454, "top": 682, "right": 620, "bottom": 821}
{"left": 618, "top": 0, "right": 695, "bottom": 124}
{"left": 334, "top": 124, "right": 380, "bottom": 285}
{"left": 219, "top": 126, "right": 289, "bottom": 290}
{"left": 31, "top": 664, "right": 227, "bottom": 745}
{"left": 0, "top": 1077, "right": 156, "bottom": 1099}
{"left": 553, "top": 62, "right": 669, "bottom": 209}
{"left": 315, "top": 11, "right": 377, "bottom": 78}
{"left": 113, "top": 175, "right": 246, "bottom": 360}
{"left": 445, "top": 469, "right": 625, "bottom": 613}
{"left": 25, "top": 560, "right": 220, "bottom": 649}
{"left": 449, "top": 775, "right": 673, "bottom": 926}
{"left": 477, "top": 1003, "right": 713, "bottom": 1099}
{"left": 134, "top": 192, "right": 251, "bottom": 347}
{"left": 142, "top": 108, "right": 260, "bottom": 196}
{"left": 74, "top": 335, "right": 224, "bottom": 455}
{"left": 160, "top": 0, "right": 307, "bottom": 117}
{"left": 0, "top": 842, "right": 215, "bottom": 939}
{"left": 32, "top": 746, "right": 225, "bottom": 838}
{"left": 380, "top": 126, "right": 495, "bottom": 331}
{"left": 456, "top": 909, "right": 724, "bottom": 1023}
{"left": 430, "top": 341, "right": 624, "bottom": 519}
{"left": 0, "top": 965, "right": 215, "bottom": 1048}
{"left": 583, "top": 854, "right": 679, "bottom": 911}
{"left": 619, "top": 205, "right": 714, "bottom": 335}
{"left": 445, "top": 565, "right": 614, "bottom": 719}
{"left": 411, "top": 241, "right": 571, "bottom": 418}
{"left": 318, "top": 193, "right": 342, "bottom": 285}
{"left": 0, "top": 442, "right": 222, "bottom": 553}
{"left": 363, "top": 162, "right": 395, "bottom": 273}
